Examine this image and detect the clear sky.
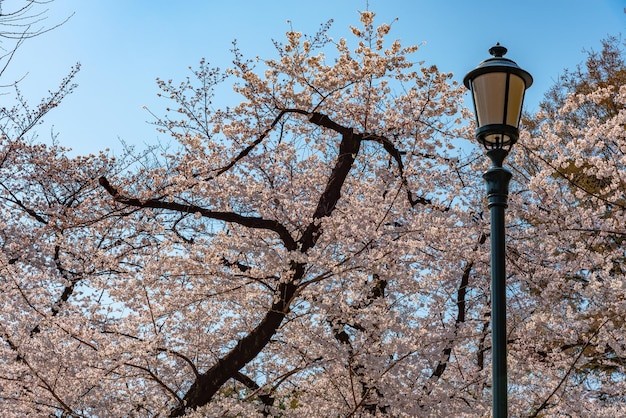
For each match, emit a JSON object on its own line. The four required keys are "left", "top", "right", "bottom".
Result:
{"left": 3, "top": 0, "right": 625, "bottom": 156}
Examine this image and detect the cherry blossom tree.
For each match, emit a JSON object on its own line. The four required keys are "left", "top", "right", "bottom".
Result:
{"left": 0, "top": 1, "right": 130, "bottom": 416}
{"left": 1, "top": 7, "right": 625, "bottom": 417}
{"left": 96, "top": 13, "right": 482, "bottom": 416}
{"left": 505, "top": 37, "right": 626, "bottom": 416}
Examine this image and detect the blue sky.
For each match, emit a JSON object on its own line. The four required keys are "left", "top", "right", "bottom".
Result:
{"left": 4, "top": 0, "right": 625, "bottom": 155}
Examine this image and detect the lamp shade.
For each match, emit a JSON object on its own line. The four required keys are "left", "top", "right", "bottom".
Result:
{"left": 463, "top": 44, "right": 533, "bottom": 149}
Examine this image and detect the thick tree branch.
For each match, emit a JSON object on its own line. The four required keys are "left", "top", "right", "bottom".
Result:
{"left": 308, "top": 111, "right": 352, "bottom": 135}
{"left": 431, "top": 232, "right": 486, "bottom": 380}
{"left": 170, "top": 279, "right": 300, "bottom": 416}
{"left": 330, "top": 275, "right": 389, "bottom": 414}
{"left": 300, "top": 112, "right": 361, "bottom": 252}
{"left": 99, "top": 176, "right": 297, "bottom": 251}
{"left": 430, "top": 261, "right": 472, "bottom": 380}
{"left": 234, "top": 372, "right": 275, "bottom": 413}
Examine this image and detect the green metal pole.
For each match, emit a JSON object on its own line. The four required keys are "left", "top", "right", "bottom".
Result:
{"left": 483, "top": 148, "right": 511, "bottom": 418}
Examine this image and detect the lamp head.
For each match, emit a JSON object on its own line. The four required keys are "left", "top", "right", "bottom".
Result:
{"left": 464, "top": 44, "right": 533, "bottom": 150}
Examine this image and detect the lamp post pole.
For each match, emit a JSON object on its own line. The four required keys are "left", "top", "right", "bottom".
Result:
{"left": 463, "top": 44, "right": 532, "bottom": 418}
{"left": 484, "top": 148, "right": 512, "bottom": 416}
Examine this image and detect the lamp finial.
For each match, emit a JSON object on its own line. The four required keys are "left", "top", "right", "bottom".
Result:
{"left": 489, "top": 43, "right": 507, "bottom": 58}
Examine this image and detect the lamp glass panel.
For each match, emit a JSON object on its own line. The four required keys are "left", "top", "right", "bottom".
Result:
{"left": 505, "top": 74, "right": 526, "bottom": 127}
{"left": 472, "top": 72, "right": 506, "bottom": 127}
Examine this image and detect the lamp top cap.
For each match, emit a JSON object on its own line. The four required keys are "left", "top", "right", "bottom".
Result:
{"left": 488, "top": 43, "right": 507, "bottom": 58}
{"left": 463, "top": 43, "right": 533, "bottom": 89}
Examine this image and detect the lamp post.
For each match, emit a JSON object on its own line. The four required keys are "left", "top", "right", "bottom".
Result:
{"left": 463, "top": 44, "right": 532, "bottom": 417}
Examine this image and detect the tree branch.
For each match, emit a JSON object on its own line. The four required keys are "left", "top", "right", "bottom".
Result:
{"left": 430, "top": 261, "right": 473, "bottom": 380}
{"left": 99, "top": 176, "right": 297, "bottom": 251}
{"left": 299, "top": 112, "right": 362, "bottom": 252}
{"left": 124, "top": 362, "right": 183, "bottom": 405}
{"left": 529, "top": 321, "right": 608, "bottom": 417}
{"left": 431, "top": 232, "right": 486, "bottom": 380}
{"left": 170, "top": 280, "right": 300, "bottom": 416}
{"left": 208, "top": 108, "right": 310, "bottom": 179}
{"left": 234, "top": 372, "right": 275, "bottom": 413}
{"left": 362, "top": 134, "right": 432, "bottom": 207}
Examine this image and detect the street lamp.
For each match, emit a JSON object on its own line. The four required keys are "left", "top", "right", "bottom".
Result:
{"left": 463, "top": 44, "right": 532, "bottom": 417}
